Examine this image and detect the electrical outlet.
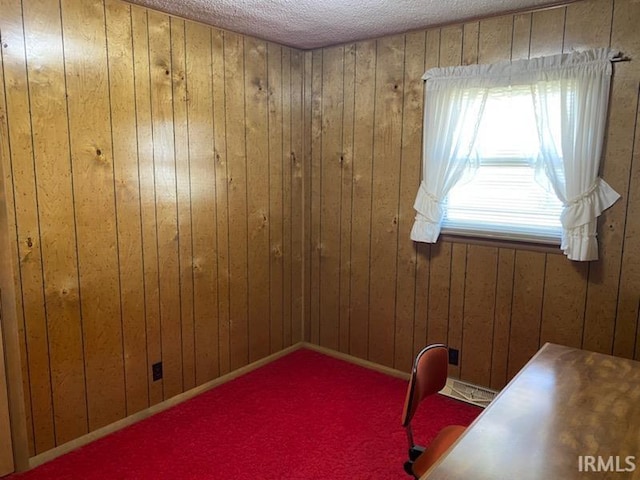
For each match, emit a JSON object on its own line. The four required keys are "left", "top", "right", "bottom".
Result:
{"left": 152, "top": 362, "right": 163, "bottom": 381}
{"left": 448, "top": 348, "right": 459, "bottom": 366}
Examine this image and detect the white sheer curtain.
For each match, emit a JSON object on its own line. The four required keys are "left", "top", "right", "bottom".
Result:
{"left": 411, "top": 48, "right": 620, "bottom": 261}
{"left": 409, "top": 78, "right": 487, "bottom": 242}
{"left": 531, "top": 48, "right": 620, "bottom": 261}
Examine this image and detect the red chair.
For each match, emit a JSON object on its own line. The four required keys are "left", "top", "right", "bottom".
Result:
{"left": 401, "top": 344, "right": 466, "bottom": 478}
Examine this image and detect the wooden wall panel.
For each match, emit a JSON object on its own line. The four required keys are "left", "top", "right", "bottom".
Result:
{"left": 211, "top": 29, "right": 231, "bottom": 376}
{"left": 318, "top": 46, "right": 343, "bottom": 351}
{"left": 245, "top": 38, "right": 270, "bottom": 363}
{"left": 3, "top": 0, "right": 640, "bottom": 461}
{"left": 170, "top": 18, "right": 195, "bottom": 392}
{"left": 412, "top": 30, "right": 439, "bottom": 357}
{"left": 568, "top": 1, "right": 620, "bottom": 355}
{"left": 0, "top": 0, "right": 49, "bottom": 454}
{"left": 224, "top": 32, "right": 250, "bottom": 371}
{"left": 281, "top": 48, "right": 292, "bottom": 349}
{"left": 130, "top": 6, "right": 163, "bottom": 407}
{"left": 490, "top": 249, "right": 515, "bottom": 390}
{"left": 348, "top": 41, "right": 376, "bottom": 359}
{"left": 105, "top": 0, "right": 149, "bottom": 418}
{"left": 368, "top": 35, "right": 404, "bottom": 367}
{"left": 0, "top": 0, "right": 304, "bottom": 457}
{"left": 309, "top": 49, "right": 322, "bottom": 346}
{"left": 461, "top": 246, "right": 497, "bottom": 386}
{"left": 148, "top": 10, "right": 183, "bottom": 400}
{"left": 507, "top": 251, "right": 545, "bottom": 379}
{"left": 23, "top": 0, "right": 88, "bottom": 446}
{"left": 291, "top": 49, "right": 304, "bottom": 345}
{"left": 394, "top": 31, "right": 426, "bottom": 373}
{"left": 307, "top": 1, "right": 640, "bottom": 391}
{"left": 302, "top": 50, "right": 312, "bottom": 343}
{"left": 62, "top": 0, "right": 126, "bottom": 431}
{"left": 185, "top": 21, "right": 218, "bottom": 385}
{"left": 612, "top": 0, "right": 640, "bottom": 360}
{"left": 338, "top": 44, "right": 355, "bottom": 354}
{"left": 268, "top": 42, "right": 284, "bottom": 354}
{"left": 511, "top": 14, "right": 532, "bottom": 60}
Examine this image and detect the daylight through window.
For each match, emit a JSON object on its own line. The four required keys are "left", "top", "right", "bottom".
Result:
{"left": 441, "top": 85, "right": 564, "bottom": 244}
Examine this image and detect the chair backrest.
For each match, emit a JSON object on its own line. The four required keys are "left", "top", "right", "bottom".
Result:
{"left": 401, "top": 344, "right": 449, "bottom": 427}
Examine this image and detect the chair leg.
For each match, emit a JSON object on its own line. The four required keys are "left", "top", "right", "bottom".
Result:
{"left": 404, "top": 460, "right": 414, "bottom": 476}
{"left": 408, "top": 445, "right": 425, "bottom": 461}
{"left": 404, "top": 446, "right": 425, "bottom": 477}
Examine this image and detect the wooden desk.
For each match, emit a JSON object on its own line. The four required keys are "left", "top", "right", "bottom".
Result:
{"left": 422, "top": 343, "right": 640, "bottom": 479}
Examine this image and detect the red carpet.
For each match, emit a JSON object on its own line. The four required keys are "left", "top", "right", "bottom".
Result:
{"left": 12, "top": 348, "right": 481, "bottom": 479}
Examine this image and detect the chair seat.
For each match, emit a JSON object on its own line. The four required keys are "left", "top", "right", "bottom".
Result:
{"left": 411, "top": 425, "right": 466, "bottom": 477}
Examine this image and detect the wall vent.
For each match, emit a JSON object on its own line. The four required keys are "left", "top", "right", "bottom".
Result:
{"left": 441, "top": 378, "right": 497, "bottom": 408}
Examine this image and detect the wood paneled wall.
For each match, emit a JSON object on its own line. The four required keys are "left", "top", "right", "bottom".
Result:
{"left": 0, "top": 0, "right": 304, "bottom": 456}
{"left": 304, "top": 0, "right": 640, "bottom": 389}
{"left": 2, "top": 0, "right": 640, "bottom": 464}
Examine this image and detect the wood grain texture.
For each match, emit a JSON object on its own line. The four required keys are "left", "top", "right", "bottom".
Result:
{"left": 281, "top": 47, "right": 292, "bottom": 350}
{"left": 105, "top": 0, "right": 149, "bottom": 417}
{"left": 1, "top": 0, "right": 303, "bottom": 456}
{"left": 490, "top": 249, "right": 515, "bottom": 390}
{"left": 290, "top": 49, "right": 304, "bottom": 345}
{"left": 348, "top": 40, "right": 376, "bottom": 360}
{"left": 461, "top": 246, "right": 497, "bottom": 386}
{"left": 423, "top": 344, "right": 640, "bottom": 480}
{"left": 307, "top": 1, "right": 640, "bottom": 391}
{"left": 2, "top": 0, "right": 640, "bottom": 461}
{"left": 319, "top": 46, "right": 343, "bottom": 351}
{"left": 478, "top": 15, "right": 513, "bottom": 63}
{"left": 130, "top": 6, "right": 163, "bottom": 407}
{"left": 23, "top": 0, "right": 88, "bottom": 446}
{"left": 245, "top": 37, "right": 270, "bottom": 363}
{"left": 567, "top": 0, "right": 619, "bottom": 355}
{"left": 508, "top": 251, "right": 545, "bottom": 378}
{"left": 185, "top": 20, "right": 218, "bottom": 385}
{"left": 338, "top": 44, "right": 355, "bottom": 354}
{"left": 447, "top": 244, "right": 466, "bottom": 379}
{"left": 412, "top": 30, "right": 439, "bottom": 358}
{"left": 211, "top": 29, "right": 230, "bottom": 376}
{"left": 309, "top": 49, "right": 322, "bottom": 347}
{"left": 0, "top": 7, "right": 19, "bottom": 469}
{"left": 170, "top": 17, "right": 195, "bottom": 392}
{"left": 511, "top": 14, "right": 532, "bottom": 60}
{"left": 302, "top": 50, "right": 312, "bottom": 343}
{"left": 368, "top": 35, "right": 404, "bottom": 366}
{"left": 394, "top": 31, "right": 425, "bottom": 372}
{"left": 225, "top": 31, "right": 250, "bottom": 371}
{"left": 530, "top": 10, "right": 565, "bottom": 59}
{"left": 268, "top": 42, "right": 284, "bottom": 354}
{"left": 0, "top": 0, "right": 51, "bottom": 455}
{"left": 611, "top": 0, "right": 640, "bottom": 361}
{"left": 62, "top": 0, "right": 126, "bottom": 431}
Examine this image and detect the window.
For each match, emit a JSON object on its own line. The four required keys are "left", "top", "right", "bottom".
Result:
{"left": 410, "top": 48, "right": 620, "bottom": 261}
{"left": 441, "top": 86, "right": 564, "bottom": 244}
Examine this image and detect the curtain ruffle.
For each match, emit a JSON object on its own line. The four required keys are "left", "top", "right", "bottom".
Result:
{"left": 559, "top": 177, "right": 620, "bottom": 261}
{"left": 410, "top": 214, "right": 442, "bottom": 243}
{"left": 411, "top": 182, "right": 444, "bottom": 243}
{"left": 561, "top": 222, "right": 598, "bottom": 261}
{"left": 560, "top": 177, "right": 620, "bottom": 229}
{"left": 410, "top": 182, "right": 444, "bottom": 243}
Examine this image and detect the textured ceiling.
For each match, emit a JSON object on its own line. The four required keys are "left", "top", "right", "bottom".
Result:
{"left": 126, "top": 0, "right": 566, "bottom": 50}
